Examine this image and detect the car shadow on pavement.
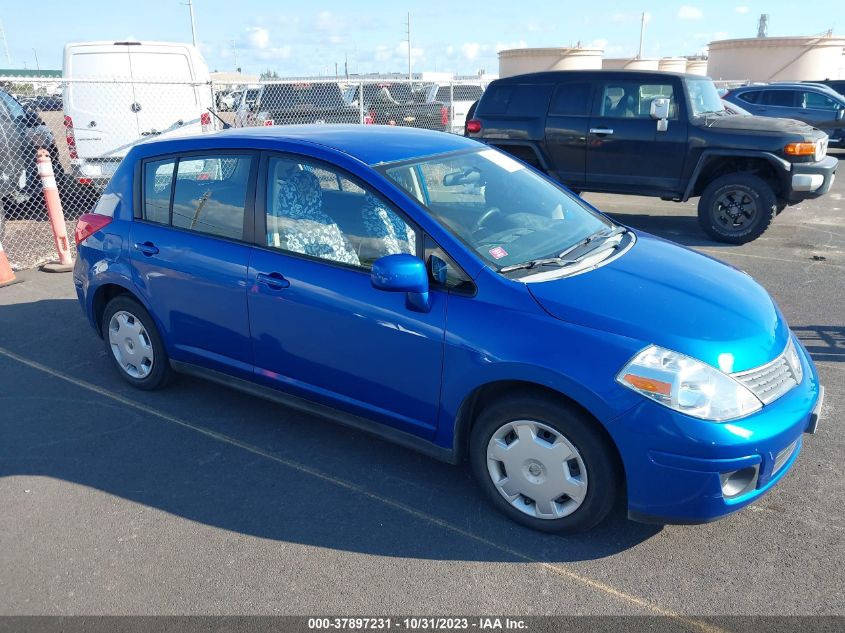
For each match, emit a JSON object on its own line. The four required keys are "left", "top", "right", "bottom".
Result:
{"left": 793, "top": 325, "right": 845, "bottom": 363}
{"left": 0, "top": 298, "right": 662, "bottom": 565}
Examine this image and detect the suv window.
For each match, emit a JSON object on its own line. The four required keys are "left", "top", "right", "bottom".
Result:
{"left": 143, "top": 154, "right": 253, "bottom": 241}
{"left": 803, "top": 91, "right": 840, "bottom": 110}
{"left": 478, "top": 83, "right": 554, "bottom": 117}
{"left": 265, "top": 156, "right": 416, "bottom": 269}
{"left": 549, "top": 82, "right": 592, "bottom": 116}
{"left": 762, "top": 90, "right": 797, "bottom": 107}
{"left": 598, "top": 82, "right": 676, "bottom": 119}
{"left": 737, "top": 90, "right": 760, "bottom": 104}
{"left": 0, "top": 90, "right": 26, "bottom": 119}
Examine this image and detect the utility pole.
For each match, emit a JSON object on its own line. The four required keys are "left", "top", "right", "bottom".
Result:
{"left": 186, "top": 0, "right": 198, "bottom": 46}
{"left": 0, "top": 20, "right": 11, "bottom": 66}
{"left": 757, "top": 14, "right": 769, "bottom": 38}
{"left": 32, "top": 48, "right": 39, "bottom": 71}
{"left": 231, "top": 38, "right": 238, "bottom": 71}
{"left": 406, "top": 12, "right": 412, "bottom": 82}
{"left": 637, "top": 11, "right": 646, "bottom": 58}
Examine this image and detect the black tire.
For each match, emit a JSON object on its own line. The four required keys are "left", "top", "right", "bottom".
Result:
{"left": 102, "top": 295, "right": 171, "bottom": 390}
{"left": 469, "top": 393, "right": 622, "bottom": 533}
{"left": 697, "top": 173, "right": 777, "bottom": 244}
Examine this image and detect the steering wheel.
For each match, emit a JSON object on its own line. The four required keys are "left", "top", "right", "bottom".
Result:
{"left": 471, "top": 207, "right": 503, "bottom": 235}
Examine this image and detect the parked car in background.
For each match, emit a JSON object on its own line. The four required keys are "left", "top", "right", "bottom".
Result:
{"left": 721, "top": 99, "right": 751, "bottom": 116}
{"left": 805, "top": 79, "right": 845, "bottom": 97}
{"left": 723, "top": 83, "right": 845, "bottom": 146}
{"left": 467, "top": 70, "right": 838, "bottom": 243}
{"left": 216, "top": 89, "right": 239, "bottom": 111}
{"left": 73, "top": 125, "right": 822, "bottom": 533}
{"left": 233, "top": 88, "right": 260, "bottom": 127}
{"left": 343, "top": 82, "right": 449, "bottom": 131}
{"left": 245, "top": 82, "right": 359, "bottom": 127}
{"left": 27, "top": 95, "right": 63, "bottom": 111}
{"left": 421, "top": 83, "right": 485, "bottom": 134}
{"left": 62, "top": 40, "right": 217, "bottom": 189}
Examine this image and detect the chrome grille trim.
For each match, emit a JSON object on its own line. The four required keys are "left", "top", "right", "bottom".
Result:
{"left": 732, "top": 345, "right": 799, "bottom": 405}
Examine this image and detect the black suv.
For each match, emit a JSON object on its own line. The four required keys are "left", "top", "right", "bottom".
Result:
{"left": 467, "top": 70, "right": 838, "bottom": 243}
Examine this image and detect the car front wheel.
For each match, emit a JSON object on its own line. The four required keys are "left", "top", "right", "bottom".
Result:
{"left": 697, "top": 173, "right": 777, "bottom": 244}
{"left": 469, "top": 393, "right": 621, "bottom": 533}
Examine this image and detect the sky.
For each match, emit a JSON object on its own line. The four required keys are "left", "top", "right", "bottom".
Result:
{"left": 0, "top": 0, "right": 842, "bottom": 76}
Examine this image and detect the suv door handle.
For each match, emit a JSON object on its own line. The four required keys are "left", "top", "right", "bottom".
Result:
{"left": 589, "top": 128, "right": 614, "bottom": 135}
{"left": 133, "top": 241, "right": 159, "bottom": 256}
{"left": 256, "top": 272, "right": 290, "bottom": 290}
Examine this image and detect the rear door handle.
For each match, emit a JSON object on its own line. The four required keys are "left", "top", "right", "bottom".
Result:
{"left": 256, "top": 272, "right": 290, "bottom": 290}
{"left": 134, "top": 241, "right": 159, "bottom": 256}
{"left": 589, "top": 128, "right": 614, "bottom": 135}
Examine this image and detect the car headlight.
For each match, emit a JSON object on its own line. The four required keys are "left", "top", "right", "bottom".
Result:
{"left": 617, "top": 345, "right": 762, "bottom": 421}
{"left": 784, "top": 337, "right": 804, "bottom": 385}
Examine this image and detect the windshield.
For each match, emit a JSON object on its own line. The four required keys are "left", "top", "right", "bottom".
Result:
{"left": 380, "top": 148, "right": 613, "bottom": 271}
{"left": 686, "top": 78, "right": 725, "bottom": 116}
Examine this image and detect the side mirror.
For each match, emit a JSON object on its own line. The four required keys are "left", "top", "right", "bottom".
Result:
{"left": 650, "top": 98, "right": 670, "bottom": 132}
{"left": 371, "top": 253, "right": 430, "bottom": 312}
{"left": 837, "top": 109, "right": 844, "bottom": 121}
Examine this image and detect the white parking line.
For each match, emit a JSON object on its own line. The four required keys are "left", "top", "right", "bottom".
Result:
{"left": 695, "top": 249, "right": 845, "bottom": 270}
{"left": 0, "top": 345, "right": 726, "bottom": 632}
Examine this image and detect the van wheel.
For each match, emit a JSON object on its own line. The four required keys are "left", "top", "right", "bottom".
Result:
{"left": 697, "top": 173, "right": 776, "bottom": 244}
{"left": 102, "top": 296, "right": 171, "bottom": 390}
{"left": 469, "top": 393, "right": 621, "bottom": 533}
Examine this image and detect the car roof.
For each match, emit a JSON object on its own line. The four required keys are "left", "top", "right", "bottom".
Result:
{"left": 735, "top": 83, "right": 843, "bottom": 98}
{"left": 490, "top": 69, "right": 700, "bottom": 83}
{"left": 140, "top": 125, "right": 479, "bottom": 166}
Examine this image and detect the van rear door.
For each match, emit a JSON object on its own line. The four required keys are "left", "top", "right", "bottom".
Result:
{"left": 64, "top": 44, "right": 140, "bottom": 166}
{"left": 129, "top": 44, "right": 208, "bottom": 141}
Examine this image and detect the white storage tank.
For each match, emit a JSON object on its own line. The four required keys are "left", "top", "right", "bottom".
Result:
{"left": 602, "top": 57, "right": 660, "bottom": 71}
{"left": 658, "top": 57, "right": 688, "bottom": 72}
{"left": 708, "top": 35, "right": 845, "bottom": 81}
{"left": 685, "top": 58, "right": 708, "bottom": 76}
{"left": 498, "top": 47, "right": 603, "bottom": 78}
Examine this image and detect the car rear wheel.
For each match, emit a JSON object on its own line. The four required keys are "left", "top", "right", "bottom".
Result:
{"left": 697, "top": 173, "right": 777, "bottom": 244}
{"left": 102, "top": 296, "right": 171, "bottom": 390}
{"left": 469, "top": 393, "right": 621, "bottom": 533}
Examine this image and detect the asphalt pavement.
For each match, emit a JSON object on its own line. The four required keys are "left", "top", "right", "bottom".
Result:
{"left": 0, "top": 152, "right": 842, "bottom": 620}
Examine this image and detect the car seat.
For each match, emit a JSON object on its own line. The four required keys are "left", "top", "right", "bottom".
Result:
{"left": 271, "top": 169, "right": 360, "bottom": 266}
{"left": 361, "top": 193, "right": 416, "bottom": 258}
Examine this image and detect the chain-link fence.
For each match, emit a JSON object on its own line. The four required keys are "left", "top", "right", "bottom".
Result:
{"left": 0, "top": 75, "right": 486, "bottom": 270}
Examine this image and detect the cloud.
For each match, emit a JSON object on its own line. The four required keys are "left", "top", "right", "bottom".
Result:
{"left": 245, "top": 27, "right": 270, "bottom": 50}
{"left": 735, "top": 5, "right": 749, "bottom": 13}
{"left": 677, "top": 5, "right": 704, "bottom": 20}
{"left": 590, "top": 39, "right": 608, "bottom": 50}
{"left": 462, "top": 42, "right": 481, "bottom": 60}
{"left": 494, "top": 40, "right": 527, "bottom": 53}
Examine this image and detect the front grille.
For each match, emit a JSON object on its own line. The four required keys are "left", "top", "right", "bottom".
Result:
{"left": 732, "top": 349, "right": 798, "bottom": 405}
{"left": 773, "top": 440, "right": 799, "bottom": 475}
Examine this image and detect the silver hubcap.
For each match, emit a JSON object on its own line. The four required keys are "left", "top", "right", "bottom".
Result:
{"left": 486, "top": 420, "right": 588, "bottom": 520}
{"left": 108, "top": 311, "right": 154, "bottom": 379}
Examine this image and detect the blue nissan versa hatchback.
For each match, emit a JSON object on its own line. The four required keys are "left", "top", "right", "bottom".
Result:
{"left": 73, "top": 126, "right": 823, "bottom": 533}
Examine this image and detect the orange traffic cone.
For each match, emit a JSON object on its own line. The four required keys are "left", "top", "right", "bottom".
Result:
{"left": 0, "top": 239, "right": 19, "bottom": 287}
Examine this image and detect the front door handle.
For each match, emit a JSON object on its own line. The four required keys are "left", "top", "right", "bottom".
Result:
{"left": 589, "top": 128, "right": 614, "bottom": 135}
{"left": 256, "top": 272, "right": 290, "bottom": 290}
{"left": 134, "top": 241, "right": 159, "bottom": 256}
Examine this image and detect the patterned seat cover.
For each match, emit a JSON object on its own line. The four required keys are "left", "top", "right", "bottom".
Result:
{"left": 272, "top": 170, "right": 360, "bottom": 266}
{"left": 361, "top": 193, "right": 415, "bottom": 257}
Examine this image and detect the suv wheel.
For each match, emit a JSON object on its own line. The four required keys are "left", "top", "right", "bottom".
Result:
{"left": 102, "top": 296, "right": 171, "bottom": 390}
{"left": 469, "top": 393, "right": 621, "bottom": 533}
{"left": 697, "top": 173, "right": 777, "bottom": 244}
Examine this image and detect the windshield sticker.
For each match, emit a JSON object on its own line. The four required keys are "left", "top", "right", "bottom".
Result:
{"left": 478, "top": 149, "right": 525, "bottom": 172}
{"left": 489, "top": 246, "right": 509, "bottom": 260}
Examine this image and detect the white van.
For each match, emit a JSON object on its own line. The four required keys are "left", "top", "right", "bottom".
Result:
{"left": 63, "top": 41, "right": 215, "bottom": 186}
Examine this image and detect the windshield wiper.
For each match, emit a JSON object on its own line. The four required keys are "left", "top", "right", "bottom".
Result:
{"left": 499, "top": 225, "right": 627, "bottom": 273}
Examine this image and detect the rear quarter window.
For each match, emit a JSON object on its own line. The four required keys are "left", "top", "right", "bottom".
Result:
{"left": 479, "top": 83, "right": 554, "bottom": 116}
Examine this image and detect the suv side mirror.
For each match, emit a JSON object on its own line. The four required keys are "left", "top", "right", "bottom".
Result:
{"left": 650, "top": 98, "right": 670, "bottom": 132}
{"left": 837, "top": 108, "right": 844, "bottom": 121}
{"left": 371, "top": 253, "right": 431, "bottom": 312}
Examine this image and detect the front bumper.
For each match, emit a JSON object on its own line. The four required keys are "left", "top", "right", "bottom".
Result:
{"left": 789, "top": 155, "right": 838, "bottom": 202}
{"left": 617, "top": 337, "right": 822, "bottom": 525}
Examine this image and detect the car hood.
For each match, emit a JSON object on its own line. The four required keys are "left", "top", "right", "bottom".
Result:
{"left": 526, "top": 233, "right": 789, "bottom": 373}
{"left": 702, "top": 114, "right": 820, "bottom": 137}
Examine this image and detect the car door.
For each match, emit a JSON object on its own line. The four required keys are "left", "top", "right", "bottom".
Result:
{"left": 130, "top": 152, "right": 257, "bottom": 378}
{"left": 543, "top": 80, "right": 593, "bottom": 187}
{"left": 247, "top": 153, "right": 447, "bottom": 438}
{"left": 800, "top": 90, "right": 843, "bottom": 135}
{"left": 585, "top": 78, "right": 688, "bottom": 192}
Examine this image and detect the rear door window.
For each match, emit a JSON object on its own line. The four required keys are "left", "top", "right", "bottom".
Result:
{"left": 549, "top": 82, "right": 592, "bottom": 116}
{"left": 762, "top": 90, "right": 797, "bottom": 107}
